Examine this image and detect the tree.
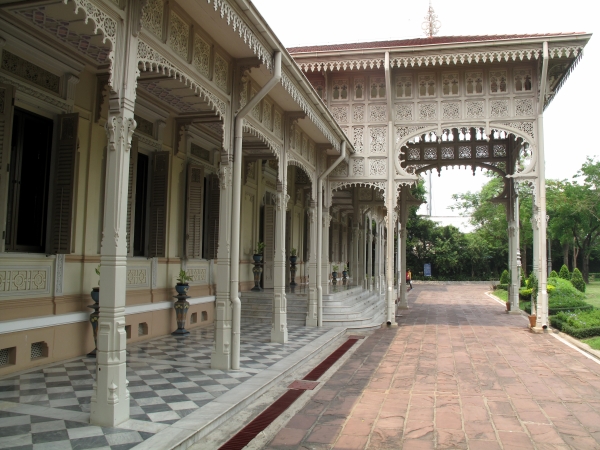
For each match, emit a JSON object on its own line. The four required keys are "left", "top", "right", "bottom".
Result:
{"left": 500, "top": 269, "right": 510, "bottom": 284}
{"left": 558, "top": 264, "right": 570, "bottom": 280}
{"left": 571, "top": 268, "right": 586, "bottom": 293}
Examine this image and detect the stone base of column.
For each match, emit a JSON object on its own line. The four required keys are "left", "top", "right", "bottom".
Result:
{"left": 90, "top": 359, "right": 129, "bottom": 427}
{"left": 272, "top": 293, "right": 288, "bottom": 343}
{"left": 383, "top": 322, "right": 398, "bottom": 328}
{"left": 397, "top": 304, "right": 409, "bottom": 310}
{"left": 530, "top": 326, "right": 546, "bottom": 334}
{"left": 211, "top": 350, "right": 231, "bottom": 370}
{"left": 507, "top": 310, "right": 522, "bottom": 315}
{"left": 271, "top": 325, "right": 288, "bottom": 343}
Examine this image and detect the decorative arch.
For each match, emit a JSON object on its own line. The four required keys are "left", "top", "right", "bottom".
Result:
{"left": 329, "top": 181, "right": 386, "bottom": 206}
{"left": 288, "top": 158, "right": 316, "bottom": 201}
{"left": 242, "top": 122, "right": 282, "bottom": 160}
{"left": 396, "top": 123, "right": 535, "bottom": 179}
{"left": 137, "top": 40, "right": 228, "bottom": 119}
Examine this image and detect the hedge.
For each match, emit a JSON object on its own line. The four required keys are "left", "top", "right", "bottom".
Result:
{"left": 521, "top": 302, "right": 593, "bottom": 316}
{"left": 550, "top": 316, "right": 600, "bottom": 339}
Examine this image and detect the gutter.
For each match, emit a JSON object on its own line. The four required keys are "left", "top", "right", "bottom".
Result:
{"left": 230, "top": 51, "right": 282, "bottom": 370}
{"left": 316, "top": 141, "right": 346, "bottom": 326}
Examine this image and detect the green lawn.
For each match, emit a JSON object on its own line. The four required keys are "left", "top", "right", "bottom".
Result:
{"left": 583, "top": 336, "right": 600, "bottom": 351}
{"left": 492, "top": 289, "right": 508, "bottom": 302}
{"left": 585, "top": 281, "right": 600, "bottom": 309}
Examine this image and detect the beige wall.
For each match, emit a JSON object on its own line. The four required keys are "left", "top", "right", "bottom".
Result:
{"left": 0, "top": 302, "right": 214, "bottom": 377}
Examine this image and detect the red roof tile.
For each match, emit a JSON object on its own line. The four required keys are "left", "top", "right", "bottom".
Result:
{"left": 287, "top": 33, "right": 586, "bottom": 54}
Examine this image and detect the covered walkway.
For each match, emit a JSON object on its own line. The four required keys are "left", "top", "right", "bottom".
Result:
{"left": 261, "top": 285, "right": 600, "bottom": 449}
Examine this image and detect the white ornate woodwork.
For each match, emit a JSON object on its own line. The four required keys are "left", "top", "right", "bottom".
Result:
{"left": 396, "top": 103, "right": 413, "bottom": 121}
{"left": 332, "top": 106, "right": 348, "bottom": 123}
{"left": 369, "top": 127, "right": 387, "bottom": 153}
{"left": 168, "top": 11, "right": 190, "bottom": 60}
{"left": 214, "top": 53, "right": 229, "bottom": 92}
{"left": 353, "top": 105, "right": 365, "bottom": 122}
{"left": 142, "top": 0, "right": 164, "bottom": 40}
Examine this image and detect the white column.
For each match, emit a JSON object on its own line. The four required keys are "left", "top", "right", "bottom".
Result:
{"left": 306, "top": 202, "right": 318, "bottom": 326}
{"left": 366, "top": 224, "right": 372, "bottom": 291}
{"left": 211, "top": 160, "right": 233, "bottom": 369}
{"left": 92, "top": 99, "right": 134, "bottom": 426}
{"left": 358, "top": 226, "right": 365, "bottom": 290}
{"left": 352, "top": 225, "right": 360, "bottom": 287}
{"left": 374, "top": 233, "right": 380, "bottom": 291}
{"left": 272, "top": 180, "right": 289, "bottom": 343}
{"left": 531, "top": 204, "right": 539, "bottom": 277}
{"left": 509, "top": 193, "right": 520, "bottom": 312}
{"left": 398, "top": 189, "right": 409, "bottom": 310}
{"left": 321, "top": 208, "right": 331, "bottom": 294}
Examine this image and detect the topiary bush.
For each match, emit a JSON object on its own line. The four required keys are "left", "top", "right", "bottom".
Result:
{"left": 500, "top": 269, "right": 510, "bottom": 285}
{"left": 548, "top": 277, "right": 585, "bottom": 301}
{"left": 571, "top": 268, "right": 586, "bottom": 293}
{"left": 549, "top": 270, "right": 558, "bottom": 278}
{"left": 551, "top": 310, "right": 600, "bottom": 339}
{"left": 559, "top": 264, "right": 570, "bottom": 280}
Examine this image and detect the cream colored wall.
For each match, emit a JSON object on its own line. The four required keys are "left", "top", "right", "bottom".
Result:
{"left": 0, "top": 302, "right": 214, "bottom": 377}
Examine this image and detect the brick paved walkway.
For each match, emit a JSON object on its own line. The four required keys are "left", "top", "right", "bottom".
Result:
{"left": 264, "top": 285, "right": 600, "bottom": 449}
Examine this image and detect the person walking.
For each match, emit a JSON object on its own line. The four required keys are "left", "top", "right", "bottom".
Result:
{"left": 406, "top": 269, "right": 412, "bottom": 290}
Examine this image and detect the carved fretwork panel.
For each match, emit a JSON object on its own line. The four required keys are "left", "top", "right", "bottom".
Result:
{"left": 400, "top": 128, "right": 522, "bottom": 177}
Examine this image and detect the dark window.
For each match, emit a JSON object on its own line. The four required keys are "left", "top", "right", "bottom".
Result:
{"left": 6, "top": 108, "right": 53, "bottom": 252}
{"left": 133, "top": 153, "right": 149, "bottom": 256}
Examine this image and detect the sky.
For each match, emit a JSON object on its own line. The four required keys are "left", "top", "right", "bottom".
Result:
{"left": 251, "top": 0, "right": 599, "bottom": 230}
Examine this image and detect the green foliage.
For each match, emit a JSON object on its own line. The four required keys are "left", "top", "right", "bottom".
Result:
{"left": 549, "top": 270, "right": 558, "bottom": 278}
{"left": 521, "top": 270, "right": 526, "bottom": 287}
{"left": 571, "top": 268, "right": 586, "bottom": 292}
{"left": 528, "top": 272, "right": 538, "bottom": 301}
{"left": 559, "top": 264, "right": 570, "bottom": 280}
{"left": 519, "top": 288, "right": 532, "bottom": 301}
{"left": 500, "top": 269, "right": 510, "bottom": 285}
{"left": 582, "top": 337, "right": 600, "bottom": 351}
{"left": 495, "top": 284, "right": 508, "bottom": 291}
{"left": 176, "top": 269, "right": 192, "bottom": 284}
{"left": 255, "top": 241, "right": 265, "bottom": 254}
{"left": 548, "top": 276, "right": 586, "bottom": 301}
{"left": 550, "top": 315, "right": 600, "bottom": 339}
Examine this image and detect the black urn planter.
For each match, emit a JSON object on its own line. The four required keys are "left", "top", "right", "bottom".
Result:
{"left": 87, "top": 288, "right": 100, "bottom": 357}
{"left": 332, "top": 271, "right": 338, "bottom": 286}
{"left": 342, "top": 270, "right": 348, "bottom": 285}
{"left": 289, "top": 255, "right": 297, "bottom": 286}
{"left": 252, "top": 254, "right": 263, "bottom": 291}
{"left": 175, "top": 283, "right": 189, "bottom": 295}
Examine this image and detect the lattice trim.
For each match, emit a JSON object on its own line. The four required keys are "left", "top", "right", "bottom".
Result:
{"left": 206, "top": 0, "right": 271, "bottom": 70}
{"left": 137, "top": 40, "right": 227, "bottom": 118}
{"left": 243, "top": 122, "right": 282, "bottom": 159}
{"left": 64, "top": 0, "right": 117, "bottom": 46}
{"left": 296, "top": 45, "right": 583, "bottom": 72}
{"left": 281, "top": 71, "right": 340, "bottom": 151}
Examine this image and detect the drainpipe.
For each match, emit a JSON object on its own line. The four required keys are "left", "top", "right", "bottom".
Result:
{"left": 231, "top": 52, "right": 282, "bottom": 369}
{"left": 317, "top": 140, "right": 346, "bottom": 326}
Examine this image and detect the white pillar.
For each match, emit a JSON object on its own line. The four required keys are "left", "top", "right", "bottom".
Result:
{"left": 358, "top": 226, "right": 365, "bottom": 290}
{"left": 509, "top": 193, "right": 520, "bottom": 312}
{"left": 211, "top": 160, "right": 233, "bottom": 369}
{"left": 91, "top": 13, "right": 142, "bottom": 423}
{"left": 352, "top": 225, "right": 360, "bottom": 287}
{"left": 366, "top": 223, "right": 372, "bottom": 291}
{"left": 321, "top": 208, "right": 331, "bottom": 294}
{"left": 306, "top": 202, "right": 318, "bottom": 326}
{"left": 398, "top": 189, "right": 409, "bottom": 309}
{"left": 272, "top": 180, "right": 289, "bottom": 343}
{"left": 374, "top": 233, "right": 380, "bottom": 291}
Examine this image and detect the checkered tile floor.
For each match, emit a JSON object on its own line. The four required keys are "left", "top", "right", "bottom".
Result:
{"left": 0, "top": 322, "right": 329, "bottom": 449}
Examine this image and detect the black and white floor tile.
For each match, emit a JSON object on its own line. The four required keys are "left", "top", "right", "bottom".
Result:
{"left": 0, "top": 323, "right": 328, "bottom": 449}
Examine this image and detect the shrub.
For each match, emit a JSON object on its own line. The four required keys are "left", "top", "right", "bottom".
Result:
{"left": 495, "top": 284, "right": 508, "bottom": 291}
{"left": 559, "top": 264, "right": 570, "bottom": 280}
{"left": 521, "top": 270, "right": 526, "bottom": 287}
{"left": 519, "top": 288, "right": 532, "bottom": 301}
{"left": 549, "top": 270, "right": 558, "bottom": 278}
{"left": 547, "top": 277, "right": 585, "bottom": 301}
{"left": 551, "top": 310, "right": 600, "bottom": 339}
{"left": 500, "top": 270, "right": 510, "bottom": 285}
{"left": 571, "top": 268, "right": 586, "bottom": 293}
{"left": 528, "top": 272, "right": 538, "bottom": 301}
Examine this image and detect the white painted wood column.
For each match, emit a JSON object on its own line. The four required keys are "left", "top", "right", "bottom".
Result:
{"left": 91, "top": 10, "right": 140, "bottom": 425}
{"left": 306, "top": 201, "right": 318, "bottom": 326}
{"left": 374, "top": 233, "right": 380, "bottom": 291}
{"left": 211, "top": 158, "right": 233, "bottom": 369}
{"left": 321, "top": 207, "right": 331, "bottom": 294}
{"left": 398, "top": 188, "right": 409, "bottom": 310}
{"left": 358, "top": 225, "right": 365, "bottom": 290}
{"left": 509, "top": 193, "right": 521, "bottom": 312}
{"left": 352, "top": 225, "right": 360, "bottom": 286}
{"left": 366, "top": 223, "right": 372, "bottom": 291}
{"left": 272, "top": 175, "right": 289, "bottom": 343}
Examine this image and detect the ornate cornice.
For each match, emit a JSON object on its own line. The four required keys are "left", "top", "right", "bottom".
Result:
{"left": 206, "top": 0, "right": 272, "bottom": 70}
{"left": 281, "top": 70, "right": 340, "bottom": 151}
{"left": 137, "top": 40, "right": 227, "bottom": 118}
{"left": 295, "top": 45, "right": 584, "bottom": 72}
{"left": 0, "top": 74, "right": 70, "bottom": 112}
{"left": 64, "top": 0, "right": 117, "bottom": 47}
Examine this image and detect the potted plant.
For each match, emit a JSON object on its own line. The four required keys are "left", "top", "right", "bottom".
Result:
{"left": 176, "top": 269, "right": 192, "bottom": 295}
{"left": 289, "top": 248, "right": 297, "bottom": 263}
{"left": 332, "top": 265, "right": 339, "bottom": 278}
{"left": 342, "top": 264, "right": 348, "bottom": 278}
{"left": 91, "top": 265, "right": 100, "bottom": 302}
{"left": 254, "top": 241, "right": 265, "bottom": 263}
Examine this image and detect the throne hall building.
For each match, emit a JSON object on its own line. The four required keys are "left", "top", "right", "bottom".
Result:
{"left": 0, "top": 0, "right": 590, "bottom": 428}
